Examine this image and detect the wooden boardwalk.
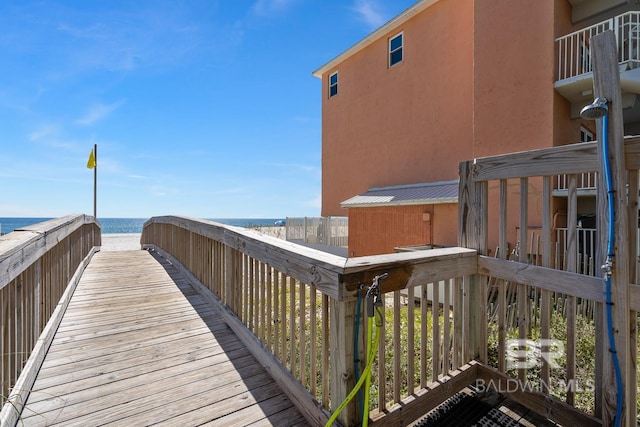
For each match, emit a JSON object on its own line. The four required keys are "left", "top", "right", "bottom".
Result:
{"left": 17, "top": 250, "right": 308, "bottom": 427}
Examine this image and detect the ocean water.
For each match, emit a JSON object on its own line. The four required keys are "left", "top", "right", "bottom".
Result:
{"left": 0, "top": 217, "right": 286, "bottom": 235}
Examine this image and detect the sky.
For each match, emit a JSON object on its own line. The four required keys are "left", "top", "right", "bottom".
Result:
{"left": 0, "top": 0, "right": 417, "bottom": 219}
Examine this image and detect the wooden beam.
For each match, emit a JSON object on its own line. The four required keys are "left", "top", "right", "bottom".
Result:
{"left": 369, "top": 361, "right": 479, "bottom": 426}
{"left": 458, "top": 160, "right": 488, "bottom": 362}
{"left": 341, "top": 247, "right": 477, "bottom": 297}
{"left": 329, "top": 299, "right": 358, "bottom": 426}
{"left": 475, "top": 363, "right": 602, "bottom": 427}
{"left": 478, "top": 256, "right": 605, "bottom": 302}
{"left": 469, "top": 135, "right": 640, "bottom": 181}
{"left": 591, "top": 30, "right": 632, "bottom": 426}
{"left": 473, "top": 142, "right": 600, "bottom": 180}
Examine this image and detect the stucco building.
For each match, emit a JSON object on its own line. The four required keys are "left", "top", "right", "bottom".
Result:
{"left": 313, "top": 0, "right": 640, "bottom": 257}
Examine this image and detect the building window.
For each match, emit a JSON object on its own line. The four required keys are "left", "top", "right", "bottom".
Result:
{"left": 389, "top": 32, "right": 403, "bottom": 67}
{"left": 580, "top": 127, "right": 594, "bottom": 142}
{"left": 329, "top": 72, "right": 338, "bottom": 98}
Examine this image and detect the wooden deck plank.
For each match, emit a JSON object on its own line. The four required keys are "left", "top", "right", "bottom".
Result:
{"left": 17, "top": 250, "right": 306, "bottom": 426}
{"left": 48, "top": 370, "right": 277, "bottom": 427}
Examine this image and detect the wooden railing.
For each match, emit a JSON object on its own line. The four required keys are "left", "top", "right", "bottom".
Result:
{"left": 141, "top": 216, "right": 478, "bottom": 426}
{"left": 460, "top": 124, "right": 640, "bottom": 426}
{"left": 0, "top": 214, "right": 101, "bottom": 419}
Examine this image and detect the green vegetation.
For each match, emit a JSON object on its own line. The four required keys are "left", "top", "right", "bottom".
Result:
{"left": 245, "top": 277, "right": 639, "bottom": 421}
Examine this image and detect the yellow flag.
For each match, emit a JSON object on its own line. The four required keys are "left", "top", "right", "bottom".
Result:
{"left": 87, "top": 149, "right": 96, "bottom": 169}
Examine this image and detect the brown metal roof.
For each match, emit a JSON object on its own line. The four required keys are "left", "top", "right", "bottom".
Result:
{"left": 340, "top": 179, "right": 458, "bottom": 208}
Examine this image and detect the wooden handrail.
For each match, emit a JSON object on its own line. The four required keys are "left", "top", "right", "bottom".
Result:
{"left": 1, "top": 214, "right": 101, "bottom": 423}
{"left": 142, "top": 216, "right": 477, "bottom": 301}
{"left": 470, "top": 135, "right": 640, "bottom": 181}
{"left": 0, "top": 214, "right": 100, "bottom": 289}
{"left": 141, "top": 216, "right": 480, "bottom": 426}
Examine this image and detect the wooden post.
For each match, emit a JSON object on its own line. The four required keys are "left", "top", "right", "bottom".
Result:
{"left": 329, "top": 298, "right": 358, "bottom": 426}
{"left": 458, "top": 160, "right": 488, "bottom": 361}
{"left": 540, "top": 176, "right": 552, "bottom": 393}
{"left": 591, "top": 30, "right": 633, "bottom": 426}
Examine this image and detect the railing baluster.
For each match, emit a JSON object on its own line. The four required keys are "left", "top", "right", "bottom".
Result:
{"left": 556, "top": 12, "right": 640, "bottom": 81}
{"left": 249, "top": 258, "right": 255, "bottom": 332}
{"left": 453, "top": 277, "right": 462, "bottom": 370}
{"left": 377, "top": 292, "right": 387, "bottom": 411}
{"left": 310, "top": 284, "right": 317, "bottom": 397}
{"left": 407, "top": 285, "right": 415, "bottom": 395}
{"left": 280, "top": 273, "right": 287, "bottom": 364}
{"left": 518, "top": 178, "right": 529, "bottom": 384}
{"left": 498, "top": 179, "right": 508, "bottom": 372}
{"left": 443, "top": 278, "right": 451, "bottom": 376}
{"left": 432, "top": 281, "right": 440, "bottom": 379}
{"left": 242, "top": 253, "right": 248, "bottom": 325}
{"left": 420, "top": 283, "right": 428, "bottom": 388}
{"left": 393, "top": 290, "right": 401, "bottom": 404}
{"left": 273, "top": 269, "right": 280, "bottom": 360}
{"left": 299, "top": 280, "right": 306, "bottom": 387}
{"left": 289, "top": 278, "right": 297, "bottom": 377}
{"left": 266, "top": 265, "right": 273, "bottom": 351}
{"left": 321, "top": 293, "right": 329, "bottom": 409}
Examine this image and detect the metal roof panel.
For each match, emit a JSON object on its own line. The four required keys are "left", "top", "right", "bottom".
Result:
{"left": 340, "top": 180, "right": 458, "bottom": 208}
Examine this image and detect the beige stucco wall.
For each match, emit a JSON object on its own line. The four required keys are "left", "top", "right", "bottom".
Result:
{"left": 320, "top": 0, "right": 594, "bottom": 256}
{"left": 321, "top": 0, "right": 474, "bottom": 217}
{"left": 473, "top": 0, "right": 557, "bottom": 158}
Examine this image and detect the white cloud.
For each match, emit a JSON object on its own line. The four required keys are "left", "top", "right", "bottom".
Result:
{"left": 76, "top": 100, "right": 125, "bottom": 126}
{"left": 352, "top": 0, "right": 385, "bottom": 28}
{"left": 29, "top": 124, "right": 59, "bottom": 141}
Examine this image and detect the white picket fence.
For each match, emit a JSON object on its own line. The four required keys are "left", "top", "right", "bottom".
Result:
{"left": 284, "top": 216, "right": 348, "bottom": 247}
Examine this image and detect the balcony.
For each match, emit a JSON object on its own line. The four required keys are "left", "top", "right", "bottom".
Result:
{"left": 555, "top": 170, "right": 597, "bottom": 195}
{"left": 555, "top": 11, "right": 640, "bottom": 117}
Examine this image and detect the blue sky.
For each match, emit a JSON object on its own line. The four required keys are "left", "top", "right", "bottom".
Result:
{"left": 0, "top": 0, "right": 417, "bottom": 219}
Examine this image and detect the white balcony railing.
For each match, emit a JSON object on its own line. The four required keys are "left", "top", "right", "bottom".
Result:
{"left": 556, "top": 11, "right": 640, "bottom": 81}
{"left": 556, "top": 171, "right": 597, "bottom": 192}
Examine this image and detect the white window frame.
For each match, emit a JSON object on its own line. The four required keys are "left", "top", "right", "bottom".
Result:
{"left": 580, "top": 126, "right": 594, "bottom": 142}
{"left": 329, "top": 71, "right": 338, "bottom": 98}
{"left": 389, "top": 32, "right": 404, "bottom": 67}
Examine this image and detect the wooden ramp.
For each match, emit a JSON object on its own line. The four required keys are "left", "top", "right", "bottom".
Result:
{"left": 17, "top": 250, "right": 307, "bottom": 427}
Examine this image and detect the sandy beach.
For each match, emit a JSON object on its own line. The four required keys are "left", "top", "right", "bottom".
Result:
{"left": 99, "top": 227, "right": 285, "bottom": 252}
{"left": 100, "top": 233, "right": 142, "bottom": 251}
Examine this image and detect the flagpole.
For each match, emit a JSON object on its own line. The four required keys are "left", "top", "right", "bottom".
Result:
{"left": 93, "top": 143, "right": 97, "bottom": 219}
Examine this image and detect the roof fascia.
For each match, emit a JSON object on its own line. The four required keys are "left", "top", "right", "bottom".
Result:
{"left": 312, "top": 0, "right": 441, "bottom": 79}
{"left": 340, "top": 197, "right": 458, "bottom": 208}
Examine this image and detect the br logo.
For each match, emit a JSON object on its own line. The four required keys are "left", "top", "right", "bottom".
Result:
{"left": 505, "top": 339, "right": 565, "bottom": 370}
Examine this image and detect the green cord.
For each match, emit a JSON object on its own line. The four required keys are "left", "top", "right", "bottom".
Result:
{"left": 325, "top": 309, "right": 382, "bottom": 427}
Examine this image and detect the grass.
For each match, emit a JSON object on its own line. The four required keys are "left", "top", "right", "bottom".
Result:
{"left": 241, "top": 274, "right": 640, "bottom": 421}
{"left": 487, "top": 310, "right": 597, "bottom": 413}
